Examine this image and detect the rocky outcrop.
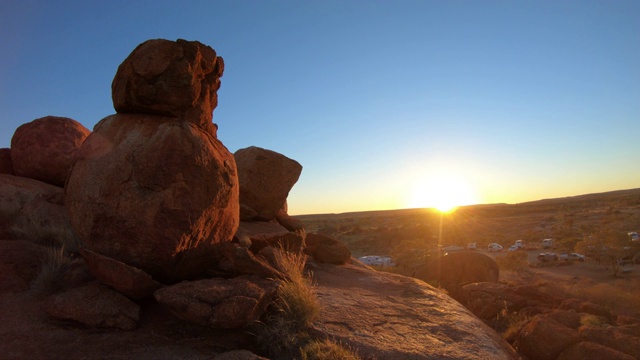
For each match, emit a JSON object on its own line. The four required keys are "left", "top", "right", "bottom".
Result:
{"left": 80, "top": 248, "right": 162, "bottom": 300}
{"left": 557, "top": 341, "right": 635, "bottom": 360}
{"left": 309, "top": 261, "right": 519, "bottom": 360}
{"left": 10, "top": 116, "right": 90, "bottom": 187}
{"left": 276, "top": 201, "right": 304, "bottom": 232}
{"left": 65, "top": 39, "right": 238, "bottom": 283}
{"left": 0, "top": 148, "right": 13, "bottom": 175}
{"left": 234, "top": 146, "right": 302, "bottom": 221}
{"left": 414, "top": 251, "right": 499, "bottom": 297}
{"left": 517, "top": 316, "right": 580, "bottom": 360}
{"left": 0, "top": 241, "right": 47, "bottom": 293}
{"left": 304, "top": 233, "right": 351, "bottom": 265}
{"left": 154, "top": 276, "right": 278, "bottom": 329}
{"left": 45, "top": 282, "right": 140, "bottom": 330}
{"left": 0, "top": 174, "right": 65, "bottom": 239}
{"left": 461, "top": 282, "right": 561, "bottom": 321}
{"left": 112, "top": 39, "right": 224, "bottom": 128}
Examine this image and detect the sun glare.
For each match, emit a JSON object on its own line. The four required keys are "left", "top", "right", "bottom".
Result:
{"left": 407, "top": 173, "right": 478, "bottom": 213}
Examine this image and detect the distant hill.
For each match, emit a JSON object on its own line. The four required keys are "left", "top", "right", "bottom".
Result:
{"left": 296, "top": 188, "right": 640, "bottom": 257}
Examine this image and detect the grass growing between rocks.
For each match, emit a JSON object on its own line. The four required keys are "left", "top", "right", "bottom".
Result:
{"left": 255, "top": 249, "right": 357, "bottom": 359}
{"left": 10, "top": 214, "right": 81, "bottom": 254}
{"left": 30, "top": 246, "right": 76, "bottom": 297}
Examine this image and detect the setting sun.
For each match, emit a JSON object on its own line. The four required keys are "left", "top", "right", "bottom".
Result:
{"left": 407, "top": 173, "right": 478, "bottom": 212}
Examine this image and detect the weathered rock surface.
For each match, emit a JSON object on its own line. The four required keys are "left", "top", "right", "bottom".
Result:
{"left": 0, "top": 241, "right": 47, "bottom": 293}
{"left": 112, "top": 39, "right": 224, "bottom": 128}
{"left": 210, "top": 242, "right": 286, "bottom": 280}
{"left": 65, "top": 114, "right": 239, "bottom": 282}
{"left": 236, "top": 221, "right": 290, "bottom": 243}
{"left": 414, "top": 251, "right": 499, "bottom": 297}
{"left": 275, "top": 201, "right": 304, "bottom": 232}
{"left": 45, "top": 282, "right": 140, "bottom": 330}
{"left": 0, "top": 148, "right": 13, "bottom": 175}
{"left": 304, "top": 233, "right": 351, "bottom": 265}
{"left": 234, "top": 146, "right": 302, "bottom": 221}
{"left": 462, "top": 281, "right": 561, "bottom": 321}
{"left": 309, "top": 261, "right": 519, "bottom": 360}
{"left": 557, "top": 341, "right": 635, "bottom": 360}
{"left": 154, "top": 276, "right": 278, "bottom": 329}
{"left": 10, "top": 116, "right": 90, "bottom": 186}
{"left": 0, "top": 174, "right": 64, "bottom": 239}
{"left": 579, "top": 324, "right": 640, "bottom": 359}
{"left": 517, "top": 316, "right": 580, "bottom": 360}
{"left": 80, "top": 248, "right": 162, "bottom": 299}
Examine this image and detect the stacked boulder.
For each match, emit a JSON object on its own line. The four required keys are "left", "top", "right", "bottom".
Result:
{"left": 65, "top": 39, "right": 239, "bottom": 284}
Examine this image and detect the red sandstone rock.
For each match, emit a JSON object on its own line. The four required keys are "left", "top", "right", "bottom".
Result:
{"left": 45, "top": 282, "right": 140, "bottom": 330}
{"left": 304, "top": 233, "right": 351, "bottom": 265}
{"left": 517, "top": 316, "right": 580, "bottom": 360}
{"left": 0, "top": 148, "right": 13, "bottom": 175}
{"left": 65, "top": 114, "right": 239, "bottom": 282}
{"left": 154, "top": 276, "right": 278, "bottom": 329}
{"left": 557, "top": 341, "right": 635, "bottom": 360}
{"left": 414, "top": 251, "right": 498, "bottom": 298}
{"left": 112, "top": 39, "right": 224, "bottom": 128}
{"left": 234, "top": 146, "right": 302, "bottom": 221}
{"left": 579, "top": 324, "right": 640, "bottom": 359}
{"left": 309, "top": 261, "right": 519, "bottom": 360}
{"left": 0, "top": 174, "right": 64, "bottom": 238}
{"left": 10, "top": 116, "right": 90, "bottom": 186}
{"left": 276, "top": 203, "right": 305, "bottom": 232}
{"left": 0, "top": 240, "right": 47, "bottom": 293}
{"left": 80, "top": 248, "right": 162, "bottom": 299}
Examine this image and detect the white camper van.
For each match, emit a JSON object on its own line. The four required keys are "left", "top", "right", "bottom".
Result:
{"left": 542, "top": 238, "right": 554, "bottom": 249}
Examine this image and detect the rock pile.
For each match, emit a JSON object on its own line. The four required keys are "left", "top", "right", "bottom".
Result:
{"left": 462, "top": 280, "right": 640, "bottom": 360}
{"left": 0, "top": 38, "right": 526, "bottom": 359}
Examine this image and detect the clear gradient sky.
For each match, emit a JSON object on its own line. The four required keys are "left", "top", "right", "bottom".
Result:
{"left": 1, "top": 1, "right": 639, "bottom": 215}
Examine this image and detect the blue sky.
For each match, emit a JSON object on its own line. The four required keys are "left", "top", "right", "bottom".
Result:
{"left": 1, "top": 1, "right": 639, "bottom": 214}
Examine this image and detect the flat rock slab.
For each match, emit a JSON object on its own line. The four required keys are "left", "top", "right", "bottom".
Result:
{"left": 309, "top": 262, "right": 519, "bottom": 360}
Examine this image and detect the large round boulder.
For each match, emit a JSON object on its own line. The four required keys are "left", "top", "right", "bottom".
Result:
{"left": 10, "top": 116, "right": 90, "bottom": 187}
{"left": 65, "top": 114, "right": 239, "bottom": 282}
{"left": 234, "top": 146, "right": 302, "bottom": 221}
{"left": 414, "top": 251, "right": 499, "bottom": 297}
{"left": 112, "top": 39, "right": 224, "bottom": 128}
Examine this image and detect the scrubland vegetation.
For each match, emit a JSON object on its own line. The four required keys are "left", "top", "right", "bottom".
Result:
{"left": 255, "top": 249, "right": 357, "bottom": 359}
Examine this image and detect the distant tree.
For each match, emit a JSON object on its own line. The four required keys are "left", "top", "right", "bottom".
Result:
{"left": 575, "top": 228, "right": 630, "bottom": 277}
{"left": 495, "top": 252, "right": 529, "bottom": 277}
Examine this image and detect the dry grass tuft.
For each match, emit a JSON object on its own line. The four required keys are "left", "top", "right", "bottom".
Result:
{"left": 300, "top": 339, "right": 360, "bottom": 360}
{"left": 30, "top": 246, "right": 76, "bottom": 297}
{"left": 10, "top": 214, "right": 81, "bottom": 254}
{"left": 255, "top": 248, "right": 321, "bottom": 359}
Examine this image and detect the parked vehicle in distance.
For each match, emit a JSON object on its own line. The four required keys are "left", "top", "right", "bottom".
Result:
{"left": 628, "top": 232, "right": 639, "bottom": 242}
{"left": 514, "top": 240, "right": 524, "bottom": 249}
{"left": 537, "top": 252, "right": 558, "bottom": 262}
{"left": 508, "top": 245, "right": 518, "bottom": 252}
{"left": 488, "top": 243, "right": 503, "bottom": 252}
{"left": 467, "top": 242, "right": 477, "bottom": 250}
{"left": 569, "top": 253, "right": 585, "bottom": 262}
{"left": 559, "top": 253, "right": 569, "bottom": 262}
{"left": 542, "top": 238, "right": 554, "bottom": 249}
{"left": 358, "top": 255, "right": 397, "bottom": 267}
